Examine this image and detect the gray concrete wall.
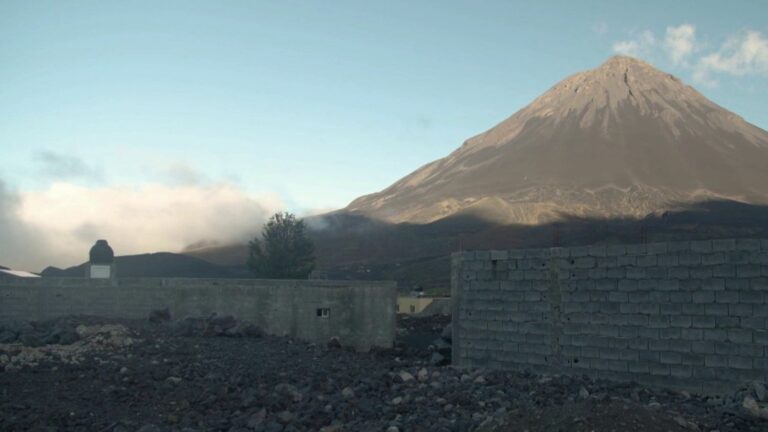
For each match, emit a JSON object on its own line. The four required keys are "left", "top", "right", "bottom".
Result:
{"left": 452, "top": 239, "right": 768, "bottom": 393}
{"left": 0, "top": 278, "right": 397, "bottom": 351}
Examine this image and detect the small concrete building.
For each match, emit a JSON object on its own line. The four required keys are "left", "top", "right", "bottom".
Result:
{"left": 87, "top": 240, "right": 115, "bottom": 279}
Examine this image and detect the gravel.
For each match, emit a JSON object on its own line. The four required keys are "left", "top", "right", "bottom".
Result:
{"left": 1, "top": 314, "right": 767, "bottom": 431}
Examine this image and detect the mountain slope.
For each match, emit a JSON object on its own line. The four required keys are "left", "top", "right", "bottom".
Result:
{"left": 347, "top": 56, "right": 768, "bottom": 224}
{"left": 41, "top": 252, "right": 244, "bottom": 278}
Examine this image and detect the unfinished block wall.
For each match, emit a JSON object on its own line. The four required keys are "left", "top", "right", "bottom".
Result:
{"left": 0, "top": 278, "right": 396, "bottom": 351}
{"left": 451, "top": 239, "right": 768, "bottom": 393}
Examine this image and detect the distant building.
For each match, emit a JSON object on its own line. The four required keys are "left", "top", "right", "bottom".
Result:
{"left": 88, "top": 240, "right": 115, "bottom": 279}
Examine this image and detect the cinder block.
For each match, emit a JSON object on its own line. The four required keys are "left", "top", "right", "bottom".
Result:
{"left": 588, "top": 245, "right": 607, "bottom": 257}
{"left": 628, "top": 361, "right": 650, "bottom": 374}
{"left": 691, "top": 240, "right": 713, "bottom": 253}
{"left": 668, "top": 241, "right": 690, "bottom": 252}
{"left": 668, "top": 267, "right": 690, "bottom": 279}
{"left": 670, "top": 365, "right": 693, "bottom": 378}
{"left": 678, "top": 254, "right": 701, "bottom": 266}
{"left": 691, "top": 268, "right": 713, "bottom": 279}
{"left": 637, "top": 255, "right": 658, "bottom": 267}
{"left": 705, "top": 354, "right": 728, "bottom": 368}
{"left": 727, "top": 251, "right": 752, "bottom": 264}
{"left": 646, "top": 267, "right": 668, "bottom": 279}
{"left": 763, "top": 239, "right": 768, "bottom": 251}
{"left": 670, "top": 315, "right": 692, "bottom": 328}
{"left": 737, "top": 265, "right": 762, "bottom": 278}
{"left": 597, "top": 257, "right": 618, "bottom": 268}
{"left": 659, "top": 303, "right": 683, "bottom": 315}
{"left": 606, "top": 244, "right": 627, "bottom": 256}
{"left": 618, "top": 280, "right": 639, "bottom": 291}
{"left": 713, "top": 265, "right": 737, "bottom": 278}
{"left": 626, "top": 267, "right": 647, "bottom": 280}
{"left": 717, "top": 316, "right": 739, "bottom": 328}
{"left": 682, "top": 303, "right": 706, "bottom": 315}
{"left": 737, "top": 239, "right": 762, "bottom": 251}
{"left": 752, "top": 278, "right": 768, "bottom": 290}
{"left": 626, "top": 244, "right": 647, "bottom": 256}
{"left": 750, "top": 253, "right": 768, "bottom": 265}
{"left": 705, "top": 304, "right": 729, "bottom": 316}
{"left": 692, "top": 291, "right": 715, "bottom": 303}
{"left": 726, "top": 278, "right": 750, "bottom": 290}
{"left": 570, "top": 246, "right": 590, "bottom": 257}
{"left": 702, "top": 278, "right": 725, "bottom": 291}
{"left": 670, "top": 292, "right": 692, "bottom": 303}
{"left": 658, "top": 254, "right": 679, "bottom": 267}
{"left": 691, "top": 341, "right": 714, "bottom": 354}
{"left": 608, "top": 292, "right": 628, "bottom": 302}
{"left": 730, "top": 303, "right": 753, "bottom": 317}
{"left": 595, "top": 279, "right": 617, "bottom": 291}
{"left": 713, "top": 239, "right": 737, "bottom": 252}
{"left": 754, "top": 331, "right": 768, "bottom": 346}
{"left": 693, "top": 315, "right": 717, "bottom": 329}
{"left": 740, "top": 291, "right": 764, "bottom": 304}
{"left": 729, "top": 356, "right": 753, "bottom": 370}
{"left": 649, "top": 291, "right": 669, "bottom": 302}
{"left": 649, "top": 364, "right": 671, "bottom": 376}
{"left": 589, "top": 268, "right": 607, "bottom": 279}
{"left": 647, "top": 242, "right": 668, "bottom": 255}
{"left": 740, "top": 317, "right": 765, "bottom": 330}
{"left": 659, "top": 328, "right": 681, "bottom": 340}
{"left": 728, "top": 329, "right": 753, "bottom": 344}
{"left": 704, "top": 329, "right": 728, "bottom": 341}
{"left": 618, "top": 256, "right": 637, "bottom": 267}
{"left": 649, "top": 315, "right": 670, "bottom": 328}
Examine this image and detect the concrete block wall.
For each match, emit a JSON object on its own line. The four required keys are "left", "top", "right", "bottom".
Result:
{"left": 0, "top": 278, "right": 397, "bottom": 351}
{"left": 451, "top": 239, "right": 768, "bottom": 393}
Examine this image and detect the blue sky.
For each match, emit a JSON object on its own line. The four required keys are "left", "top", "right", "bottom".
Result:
{"left": 1, "top": 0, "right": 767, "bottom": 268}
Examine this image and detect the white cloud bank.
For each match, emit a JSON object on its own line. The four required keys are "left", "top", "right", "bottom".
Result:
{"left": 695, "top": 31, "right": 768, "bottom": 84}
{"left": 612, "top": 25, "right": 768, "bottom": 86}
{"left": 664, "top": 24, "right": 696, "bottom": 65}
{"left": 0, "top": 180, "right": 282, "bottom": 271}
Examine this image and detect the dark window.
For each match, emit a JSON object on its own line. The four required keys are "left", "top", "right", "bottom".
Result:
{"left": 316, "top": 308, "right": 330, "bottom": 318}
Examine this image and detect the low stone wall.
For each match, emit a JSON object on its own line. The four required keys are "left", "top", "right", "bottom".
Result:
{"left": 0, "top": 278, "right": 397, "bottom": 351}
{"left": 452, "top": 239, "right": 768, "bottom": 393}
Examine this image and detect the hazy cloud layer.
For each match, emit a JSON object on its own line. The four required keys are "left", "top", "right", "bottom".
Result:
{"left": 0, "top": 179, "right": 282, "bottom": 271}
{"left": 35, "top": 151, "right": 103, "bottom": 182}
{"left": 612, "top": 25, "right": 768, "bottom": 86}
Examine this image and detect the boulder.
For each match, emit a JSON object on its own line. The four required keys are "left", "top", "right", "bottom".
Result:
{"left": 148, "top": 307, "right": 171, "bottom": 324}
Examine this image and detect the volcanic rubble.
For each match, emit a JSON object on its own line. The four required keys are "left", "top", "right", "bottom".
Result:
{"left": 1, "top": 313, "right": 767, "bottom": 432}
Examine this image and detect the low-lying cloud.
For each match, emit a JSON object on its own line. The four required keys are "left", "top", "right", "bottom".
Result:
{"left": 0, "top": 179, "right": 282, "bottom": 272}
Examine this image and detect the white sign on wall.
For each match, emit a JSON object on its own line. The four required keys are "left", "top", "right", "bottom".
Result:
{"left": 90, "top": 265, "right": 111, "bottom": 279}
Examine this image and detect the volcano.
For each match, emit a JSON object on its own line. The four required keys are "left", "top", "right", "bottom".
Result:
{"left": 346, "top": 56, "right": 768, "bottom": 225}
{"left": 187, "top": 56, "right": 768, "bottom": 289}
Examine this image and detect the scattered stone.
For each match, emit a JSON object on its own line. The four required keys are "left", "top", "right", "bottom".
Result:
{"left": 327, "top": 337, "right": 342, "bottom": 349}
{"left": 341, "top": 386, "right": 355, "bottom": 398}
{"left": 578, "top": 387, "right": 590, "bottom": 399}
{"left": 148, "top": 307, "right": 171, "bottom": 324}
{"left": 165, "top": 376, "right": 182, "bottom": 384}
{"left": 743, "top": 396, "right": 768, "bottom": 419}
{"left": 398, "top": 371, "right": 414, "bottom": 382}
{"left": 755, "top": 381, "right": 767, "bottom": 402}
{"left": 417, "top": 368, "right": 429, "bottom": 382}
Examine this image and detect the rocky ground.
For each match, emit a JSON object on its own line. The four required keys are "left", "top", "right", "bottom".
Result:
{"left": 1, "top": 314, "right": 768, "bottom": 432}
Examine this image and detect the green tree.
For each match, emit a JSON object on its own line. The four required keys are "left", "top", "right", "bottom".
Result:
{"left": 247, "top": 212, "right": 315, "bottom": 279}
